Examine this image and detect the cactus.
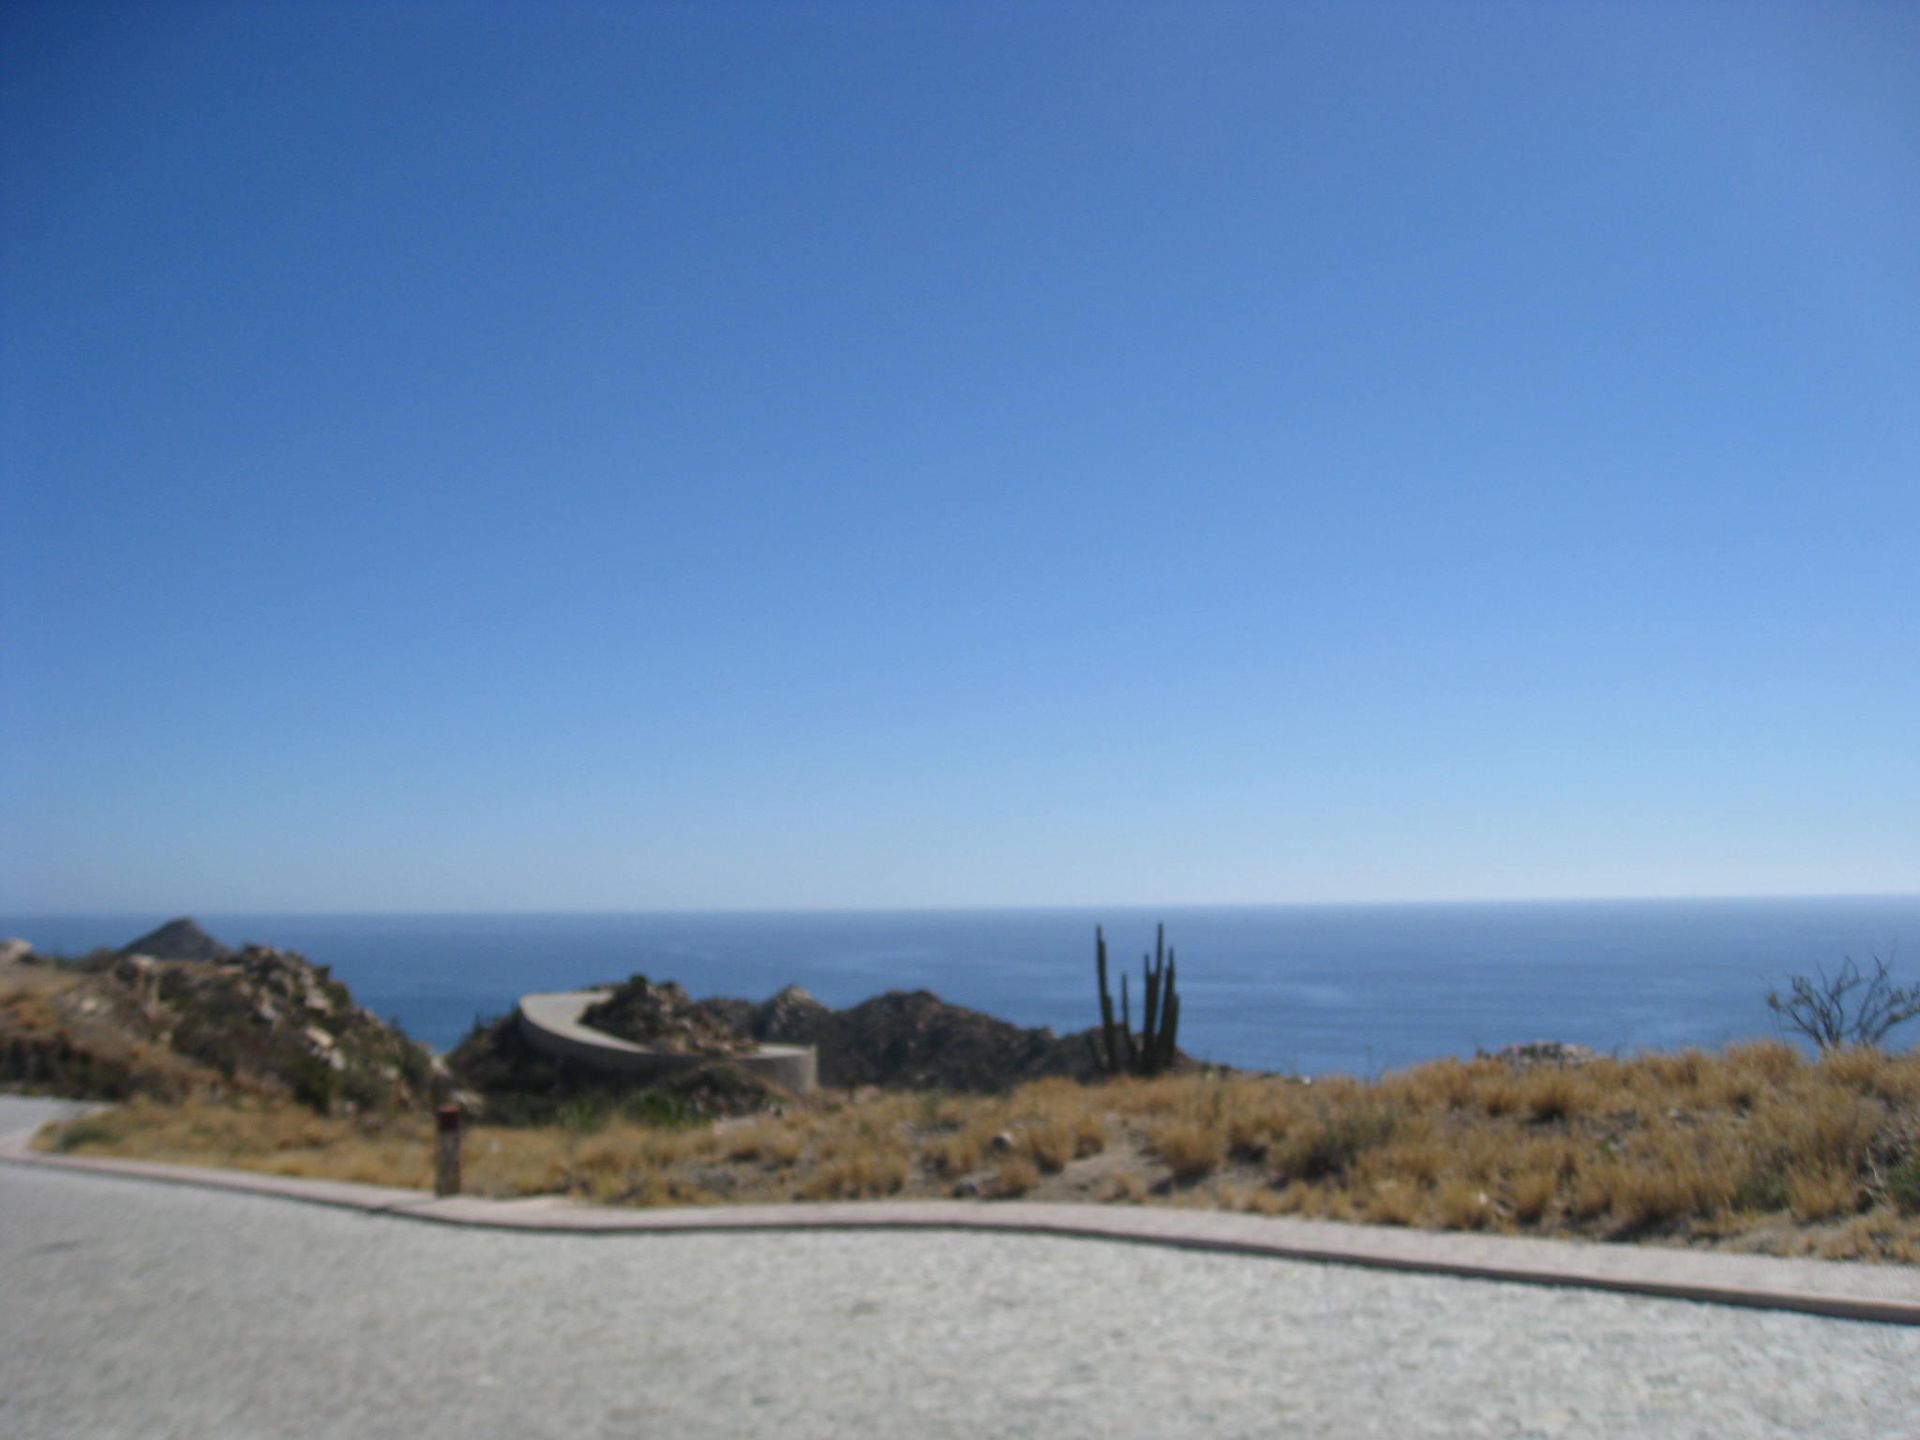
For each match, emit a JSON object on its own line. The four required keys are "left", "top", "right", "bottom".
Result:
{"left": 1095, "top": 927, "right": 1120, "bottom": 1072}
{"left": 1091, "top": 922, "right": 1181, "bottom": 1078}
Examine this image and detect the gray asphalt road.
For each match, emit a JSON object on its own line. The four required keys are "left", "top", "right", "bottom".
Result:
{"left": 3, "top": 1102, "right": 1918, "bottom": 1439}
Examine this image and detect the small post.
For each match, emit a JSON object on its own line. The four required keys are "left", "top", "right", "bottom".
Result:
{"left": 435, "top": 1104, "right": 463, "bottom": 1197}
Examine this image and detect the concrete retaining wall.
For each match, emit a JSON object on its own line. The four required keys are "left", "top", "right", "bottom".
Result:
{"left": 516, "top": 991, "right": 817, "bottom": 1094}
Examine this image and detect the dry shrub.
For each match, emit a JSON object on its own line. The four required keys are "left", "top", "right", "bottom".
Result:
{"left": 1434, "top": 1178, "right": 1491, "bottom": 1230}
{"left": 924, "top": 1121, "right": 997, "bottom": 1178}
{"left": 622, "top": 1173, "right": 721, "bottom": 1208}
{"left": 1151, "top": 1118, "right": 1227, "bottom": 1182}
{"left": 1605, "top": 1167, "right": 1699, "bottom": 1233}
{"left": 727, "top": 1123, "right": 802, "bottom": 1166}
{"left": 797, "top": 1151, "right": 909, "bottom": 1200}
{"left": 1070, "top": 1111, "right": 1108, "bottom": 1159}
{"left": 1817, "top": 1045, "right": 1920, "bottom": 1105}
{"left": 1021, "top": 1117, "right": 1080, "bottom": 1174}
{"left": 1232, "top": 1185, "right": 1280, "bottom": 1215}
{"left": 1012, "top": 1076, "right": 1088, "bottom": 1117}
{"left": 1587, "top": 1136, "right": 1737, "bottom": 1233}
{"left": 1395, "top": 1057, "right": 1481, "bottom": 1111}
{"left": 1728, "top": 1039, "right": 1802, "bottom": 1085}
{"left": 1698, "top": 1068, "right": 1759, "bottom": 1112}
{"left": 1564, "top": 1163, "right": 1620, "bottom": 1223}
{"left": 993, "top": 1154, "right": 1040, "bottom": 1197}
{"left": 1478, "top": 1077, "right": 1522, "bottom": 1118}
{"left": 1817, "top": 1044, "right": 1889, "bottom": 1091}
{"left": 1225, "top": 1090, "right": 1299, "bottom": 1160}
{"left": 1508, "top": 1169, "right": 1558, "bottom": 1225}
{"left": 44, "top": 1098, "right": 434, "bottom": 1189}
{"left": 1366, "top": 1182, "right": 1420, "bottom": 1226}
{"left": 1643, "top": 1050, "right": 1706, "bottom": 1090}
{"left": 462, "top": 1129, "right": 567, "bottom": 1197}
{"left": 1522, "top": 1069, "right": 1589, "bottom": 1124}
{"left": 1269, "top": 1103, "right": 1394, "bottom": 1183}
{"left": 1378, "top": 1136, "right": 1446, "bottom": 1188}
{"left": 1815, "top": 1214, "right": 1920, "bottom": 1264}
{"left": 1431, "top": 1125, "right": 1524, "bottom": 1188}
{"left": 1104, "top": 1072, "right": 1205, "bottom": 1120}
{"left": 1754, "top": 1092, "right": 1886, "bottom": 1173}
{"left": 1787, "top": 1169, "right": 1861, "bottom": 1222}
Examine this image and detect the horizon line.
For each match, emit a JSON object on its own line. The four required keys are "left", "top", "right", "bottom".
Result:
{"left": 6, "top": 889, "right": 1918, "bottom": 921}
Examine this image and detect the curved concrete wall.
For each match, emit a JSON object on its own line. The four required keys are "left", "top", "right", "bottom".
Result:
{"left": 516, "top": 991, "right": 818, "bottom": 1094}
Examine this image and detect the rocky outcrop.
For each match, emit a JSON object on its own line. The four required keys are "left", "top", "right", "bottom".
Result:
{"left": 120, "top": 917, "right": 233, "bottom": 964}
{"left": 578, "top": 976, "right": 756, "bottom": 1056}
{"left": 799, "top": 990, "right": 1096, "bottom": 1091}
{"left": 691, "top": 984, "right": 832, "bottom": 1046}
{"left": 2, "top": 924, "right": 442, "bottom": 1111}
{"left": 1484, "top": 1041, "right": 1599, "bottom": 1068}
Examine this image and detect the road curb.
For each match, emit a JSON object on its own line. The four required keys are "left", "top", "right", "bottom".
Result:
{"left": 7, "top": 1134, "right": 1918, "bottom": 1325}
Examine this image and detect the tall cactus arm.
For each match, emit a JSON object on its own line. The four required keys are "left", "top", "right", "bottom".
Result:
{"left": 1096, "top": 926, "right": 1120, "bottom": 1074}
{"left": 1142, "top": 954, "right": 1160, "bottom": 1050}
{"left": 1158, "top": 950, "right": 1181, "bottom": 1071}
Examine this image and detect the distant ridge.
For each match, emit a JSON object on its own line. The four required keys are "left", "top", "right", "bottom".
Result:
{"left": 120, "top": 917, "right": 233, "bottom": 963}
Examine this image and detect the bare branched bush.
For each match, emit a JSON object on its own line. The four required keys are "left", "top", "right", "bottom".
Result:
{"left": 1767, "top": 953, "right": 1919, "bottom": 1052}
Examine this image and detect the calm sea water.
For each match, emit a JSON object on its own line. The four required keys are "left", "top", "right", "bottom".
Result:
{"left": 7, "top": 898, "right": 1917, "bottom": 1076}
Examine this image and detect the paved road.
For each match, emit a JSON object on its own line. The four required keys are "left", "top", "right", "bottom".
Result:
{"left": 3, "top": 1101, "right": 1919, "bottom": 1439}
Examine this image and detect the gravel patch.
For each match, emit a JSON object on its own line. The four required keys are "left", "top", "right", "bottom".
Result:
{"left": 3, "top": 1162, "right": 1918, "bottom": 1439}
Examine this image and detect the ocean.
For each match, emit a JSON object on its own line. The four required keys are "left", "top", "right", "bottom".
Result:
{"left": 6, "top": 897, "right": 1917, "bottom": 1077}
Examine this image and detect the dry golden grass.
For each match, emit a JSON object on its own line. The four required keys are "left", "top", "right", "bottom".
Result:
{"left": 1019, "top": 1116, "right": 1081, "bottom": 1174}
{"left": 796, "top": 1151, "right": 910, "bottom": 1201}
{"left": 1149, "top": 1117, "right": 1227, "bottom": 1181}
{"left": 1434, "top": 1178, "right": 1492, "bottom": 1230}
{"left": 35, "top": 1040, "right": 1920, "bottom": 1262}
{"left": 1508, "top": 1168, "right": 1558, "bottom": 1225}
{"left": 1365, "top": 1180, "right": 1421, "bottom": 1226}
{"left": 39, "top": 1097, "right": 435, "bottom": 1188}
{"left": 993, "top": 1154, "right": 1040, "bottom": 1197}
{"left": 924, "top": 1124, "right": 992, "bottom": 1178}
{"left": 725, "top": 1121, "right": 804, "bottom": 1167}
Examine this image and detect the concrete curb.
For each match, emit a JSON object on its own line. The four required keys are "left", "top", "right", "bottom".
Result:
{"left": 5, "top": 1131, "right": 1917, "bottom": 1327}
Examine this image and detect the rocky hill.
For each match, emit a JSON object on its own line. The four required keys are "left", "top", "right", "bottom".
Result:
{"left": 2, "top": 926, "right": 443, "bottom": 1112}
{"left": 692, "top": 985, "right": 1103, "bottom": 1092}
{"left": 121, "top": 916, "right": 234, "bottom": 964}
{"left": 445, "top": 979, "right": 1106, "bottom": 1123}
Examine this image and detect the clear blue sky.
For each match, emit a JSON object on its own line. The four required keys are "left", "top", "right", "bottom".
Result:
{"left": 3, "top": 2, "right": 1916, "bottom": 912}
